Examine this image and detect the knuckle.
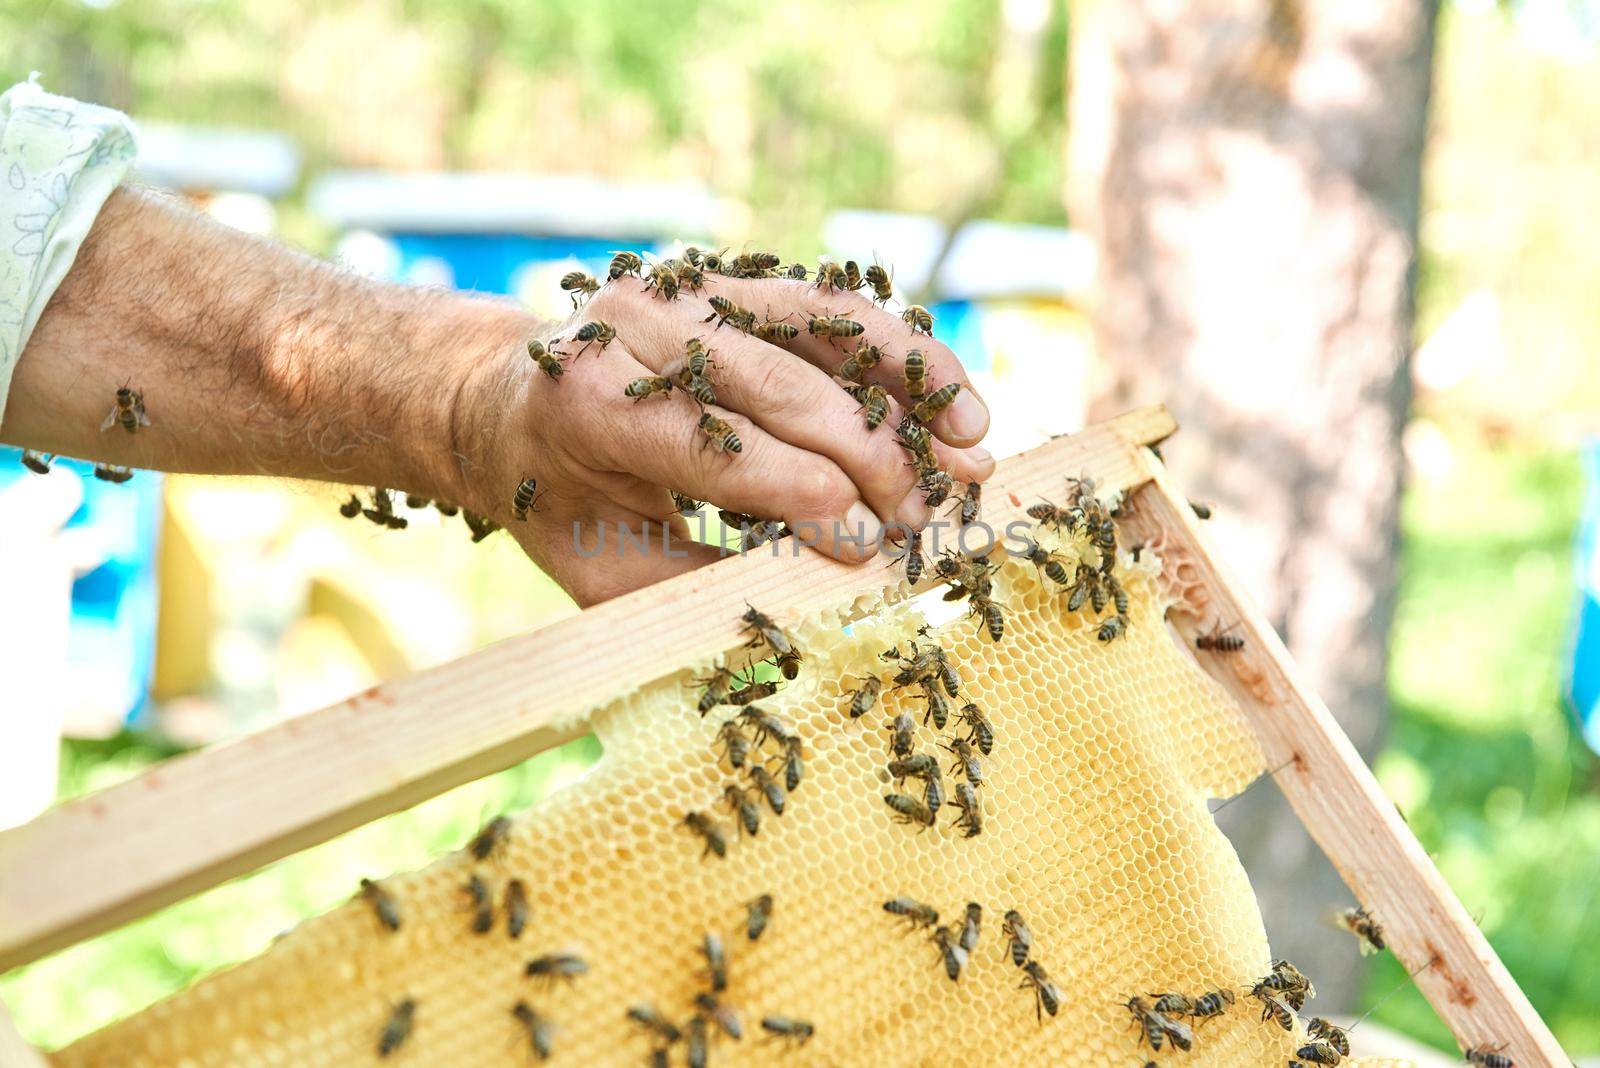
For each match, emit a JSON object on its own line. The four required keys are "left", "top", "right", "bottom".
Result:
{"left": 792, "top": 461, "right": 855, "bottom": 519}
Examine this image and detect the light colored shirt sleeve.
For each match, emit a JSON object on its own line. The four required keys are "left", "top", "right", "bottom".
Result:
{"left": 0, "top": 76, "right": 138, "bottom": 429}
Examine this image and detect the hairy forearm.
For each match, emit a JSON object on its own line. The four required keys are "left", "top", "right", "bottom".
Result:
{"left": 1, "top": 187, "right": 537, "bottom": 506}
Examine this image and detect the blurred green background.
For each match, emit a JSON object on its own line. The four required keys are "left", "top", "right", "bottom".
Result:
{"left": 2, "top": 0, "right": 1599, "bottom": 1058}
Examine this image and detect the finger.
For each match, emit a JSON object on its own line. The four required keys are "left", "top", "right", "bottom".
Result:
{"left": 708, "top": 275, "right": 992, "bottom": 447}
{"left": 513, "top": 497, "right": 723, "bottom": 607}
{"left": 572, "top": 350, "right": 885, "bottom": 563}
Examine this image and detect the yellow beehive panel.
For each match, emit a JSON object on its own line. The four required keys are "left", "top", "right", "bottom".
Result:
{"left": 56, "top": 535, "right": 1397, "bottom": 1067}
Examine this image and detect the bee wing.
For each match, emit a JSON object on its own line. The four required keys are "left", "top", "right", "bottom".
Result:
{"left": 99, "top": 408, "right": 118, "bottom": 431}
{"left": 136, "top": 404, "right": 152, "bottom": 427}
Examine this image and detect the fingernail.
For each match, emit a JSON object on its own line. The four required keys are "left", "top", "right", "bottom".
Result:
{"left": 844, "top": 501, "right": 884, "bottom": 560}
{"left": 967, "top": 445, "right": 996, "bottom": 480}
{"left": 947, "top": 389, "right": 989, "bottom": 441}
{"left": 895, "top": 492, "right": 932, "bottom": 532}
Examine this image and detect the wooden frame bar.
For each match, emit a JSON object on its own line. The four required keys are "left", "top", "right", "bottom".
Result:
{"left": 0, "top": 404, "right": 1566, "bottom": 1065}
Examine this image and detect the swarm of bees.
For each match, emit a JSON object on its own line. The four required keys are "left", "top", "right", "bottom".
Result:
{"left": 880, "top": 898, "right": 1059, "bottom": 1020}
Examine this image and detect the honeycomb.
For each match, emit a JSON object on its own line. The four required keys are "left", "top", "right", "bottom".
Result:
{"left": 55, "top": 534, "right": 1407, "bottom": 1067}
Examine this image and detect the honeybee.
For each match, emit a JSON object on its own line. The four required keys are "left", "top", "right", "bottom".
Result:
{"left": 728, "top": 672, "right": 780, "bottom": 706}
{"left": 750, "top": 251, "right": 781, "bottom": 272}
{"left": 704, "top": 295, "right": 756, "bottom": 332}
{"left": 680, "top": 338, "right": 712, "bottom": 377}
{"left": 813, "top": 260, "right": 849, "bottom": 291}
{"left": 957, "top": 481, "right": 981, "bottom": 525}
{"left": 92, "top": 463, "right": 134, "bottom": 483}
{"left": 838, "top": 342, "right": 884, "bottom": 383}
{"left": 752, "top": 318, "right": 800, "bottom": 344}
{"left": 101, "top": 384, "right": 150, "bottom": 434}
{"left": 505, "top": 878, "right": 530, "bottom": 939}
{"left": 741, "top": 605, "right": 797, "bottom": 668}
{"left": 674, "top": 258, "right": 706, "bottom": 292}
{"left": 687, "top": 1016, "right": 708, "bottom": 1068}
{"left": 761, "top": 1016, "right": 814, "bottom": 1045}
{"left": 670, "top": 490, "right": 702, "bottom": 516}
{"left": 919, "top": 677, "right": 949, "bottom": 730}
{"left": 1464, "top": 1047, "right": 1514, "bottom": 1068}
{"left": 644, "top": 259, "right": 680, "bottom": 301}
{"left": 736, "top": 704, "right": 795, "bottom": 746}
{"left": 922, "top": 768, "right": 945, "bottom": 814}
{"left": 746, "top": 893, "right": 774, "bottom": 941}
{"left": 359, "top": 877, "right": 401, "bottom": 932}
{"left": 779, "top": 736, "right": 804, "bottom": 791}
{"left": 715, "top": 717, "right": 753, "bottom": 772}
{"left": 835, "top": 382, "right": 888, "bottom": 431}
{"left": 887, "top": 753, "right": 938, "bottom": 782}
{"left": 625, "top": 375, "right": 674, "bottom": 402}
{"left": 695, "top": 662, "right": 736, "bottom": 715}
{"left": 1107, "top": 573, "right": 1130, "bottom": 617}
{"left": 378, "top": 998, "right": 416, "bottom": 1058}
{"left": 1097, "top": 614, "right": 1127, "bottom": 643}
{"left": 433, "top": 499, "right": 460, "bottom": 517}
{"left": 608, "top": 251, "right": 644, "bottom": 279}
{"left": 701, "top": 932, "right": 729, "bottom": 993}
{"left": 339, "top": 494, "right": 363, "bottom": 519}
{"left": 525, "top": 953, "right": 587, "bottom": 984}
{"left": 469, "top": 815, "right": 512, "bottom": 861}
{"left": 741, "top": 519, "right": 787, "bottom": 551}
{"left": 511, "top": 1001, "right": 555, "bottom": 1060}
{"left": 1255, "top": 993, "right": 1294, "bottom": 1030}
{"left": 572, "top": 320, "right": 617, "bottom": 355}
{"left": 462, "top": 509, "right": 500, "bottom": 543}
{"left": 527, "top": 339, "right": 565, "bottom": 380}
{"left": 693, "top": 992, "right": 742, "bottom": 1040}
{"left": 1150, "top": 993, "right": 1193, "bottom": 1016}
{"left": 697, "top": 412, "right": 743, "bottom": 454}
{"left": 887, "top": 711, "right": 916, "bottom": 758}
{"left": 1003, "top": 909, "right": 1032, "bottom": 965}
{"left": 1191, "top": 988, "right": 1235, "bottom": 1020}
{"left": 723, "top": 782, "right": 761, "bottom": 837}
{"left": 1026, "top": 499, "right": 1068, "bottom": 527}
{"left": 20, "top": 450, "right": 51, "bottom": 474}
{"left": 864, "top": 262, "right": 893, "bottom": 304}
{"left": 683, "top": 810, "right": 728, "bottom": 858}
{"left": 1126, "top": 996, "right": 1174, "bottom": 1050}
{"left": 1334, "top": 905, "right": 1386, "bottom": 955}
{"left": 931, "top": 924, "right": 968, "bottom": 980}
{"left": 948, "top": 781, "right": 981, "bottom": 837}
{"left": 1189, "top": 499, "right": 1213, "bottom": 520}
{"left": 911, "top": 382, "right": 961, "bottom": 423}
{"left": 956, "top": 702, "right": 993, "bottom": 755}
{"left": 900, "top": 530, "right": 925, "bottom": 585}
{"left": 1020, "top": 961, "right": 1061, "bottom": 1020}
{"left": 627, "top": 1005, "right": 682, "bottom": 1045}
{"left": 921, "top": 469, "right": 954, "bottom": 508}
{"left": 959, "top": 902, "right": 982, "bottom": 952}
{"left": 465, "top": 873, "right": 494, "bottom": 934}
{"left": 361, "top": 486, "right": 406, "bottom": 529}
{"left": 675, "top": 369, "right": 717, "bottom": 407}
{"left": 806, "top": 314, "right": 865, "bottom": 341}
{"left": 903, "top": 304, "right": 934, "bottom": 335}
{"left": 969, "top": 593, "right": 1004, "bottom": 641}
{"left": 749, "top": 764, "right": 786, "bottom": 815}
{"left": 842, "top": 259, "right": 864, "bottom": 291}
{"left": 1066, "top": 564, "right": 1099, "bottom": 614}
{"left": 1295, "top": 1042, "right": 1342, "bottom": 1065}
{"left": 512, "top": 477, "right": 546, "bottom": 520}
{"left": 883, "top": 896, "right": 939, "bottom": 928}
{"left": 560, "top": 270, "right": 599, "bottom": 307}
{"left": 1266, "top": 958, "right": 1314, "bottom": 1001}
{"left": 783, "top": 262, "right": 810, "bottom": 280}
{"left": 845, "top": 674, "right": 883, "bottom": 719}
{"left": 1014, "top": 537, "right": 1071, "bottom": 585}
{"left": 942, "top": 737, "right": 982, "bottom": 785}
{"left": 1195, "top": 622, "right": 1245, "bottom": 652}
{"left": 1307, "top": 1018, "right": 1350, "bottom": 1056}
{"left": 903, "top": 350, "right": 927, "bottom": 399}
{"left": 883, "top": 792, "right": 935, "bottom": 827}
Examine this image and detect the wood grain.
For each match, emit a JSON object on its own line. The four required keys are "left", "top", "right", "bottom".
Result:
{"left": 0, "top": 406, "right": 1176, "bottom": 973}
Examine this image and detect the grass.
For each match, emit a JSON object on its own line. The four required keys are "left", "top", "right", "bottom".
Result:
{"left": 1364, "top": 430, "right": 1599, "bottom": 1052}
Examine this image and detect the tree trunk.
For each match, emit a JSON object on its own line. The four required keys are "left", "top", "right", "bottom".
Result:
{"left": 1067, "top": 0, "right": 1437, "bottom": 1010}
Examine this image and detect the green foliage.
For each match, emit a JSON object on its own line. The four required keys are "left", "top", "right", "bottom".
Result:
{"left": 1365, "top": 436, "right": 1599, "bottom": 1051}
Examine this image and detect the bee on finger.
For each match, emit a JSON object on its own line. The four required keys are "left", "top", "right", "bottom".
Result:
{"left": 761, "top": 1016, "right": 814, "bottom": 1045}
{"left": 746, "top": 893, "right": 774, "bottom": 941}
{"left": 1334, "top": 905, "right": 1386, "bottom": 955}
{"left": 464, "top": 872, "right": 495, "bottom": 934}
{"left": 806, "top": 314, "right": 864, "bottom": 342}
{"left": 697, "top": 412, "right": 743, "bottom": 454}
{"left": 670, "top": 490, "right": 702, "bottom": 516}
{"left": 528, "top": 339, "right": 565, "bottom": 380}
{"left": 627, "top": 1005, "right": 682, "bottom": 1046}
{"left": 572, "top": 320, "right": 617, "bottom": 354}
{"left": 846, "top": 382, "right": 890, "bottom": 430}
{"left": 921, "top": 469, "right": 954, "bottom": 508}
{"left": 902, "top": 349, "right": 928, "bottom": 399}
{"left": 911, "top": 382, "right": 960, "bottom": 423}
{"left": 752, "top": 318, "right": 800, "bottom": 344}
{"left": 101, "top": 384, "right": 151, "bottom": 434}
{"left": 625, "top": 375, "right": 674, "bottom": 402}
{"left": 504, "top": 878, "right": 530, "bottom": 939}
{"left": 693, "top": 992, "right": 742, "bottom": 1040}
{"left": 864, "top": 262, "right": 894, "bottom": 304}
{"left": 844, "top": 674, "right": 883, "bottom": 719}
{"left": 838, "top": 342, "right": 884, "bottom": 383}
{"left": 511, "top": 1001, "right": 555, "bottom": 1060}
{"left": 703, "top": 295, "right": 756, "bottom": 332}
{"left": 842, "top": 259, "right": 864, "bottom": 291}
{"left": 683, "top": 810, "right": 728, "bottom": 859}
{"left": 813, "top": 260, "right": 848, "bottom": 291}
{"left": 1195, "top": 622, "right": 1245, "bottom": 652}
{"left": 462, "top": 509, "right": 500, "bottom": 542}
{"left": 362, "top": 487, "right": 406, "bottom": 529}
{"left": 749, "top": 764, "right": 787, "bottom": 815}
{"left": 560, "top": 270, "right": 599, "bottom": 308}
{"left": 959, "top": 902, "right": 982, "bottom": 952}
{"left": 1020, "top": 961, "right": 1062, "bottom": 1020}
{"left": 903, "top": 304, "right": 934, "bottom": 335}
{"left": 701, "top": 932, "right": 729, "bottom": 993}
{"left": 715, "top": 718, "right": 754, "bottom": 770}
{"left": 20, "top": 450, "right": 52, "bottom": 474}
{"left": 782, "top": 262, "right": 809, "bottom": 280}
{"left": 378, "top": 999, "right": 415, "bottom": 1058}
{"left": 887, "top": 711, "right": 916, "bottom": 758}
{"left": 469, "top": 815, "right": 511, "bottom": 861}
{"left": 525, "top": 953, "right": 588, "bottom": 984}
{"left": 931, "top": 924, "right": 968, "bottom": 980}
{"left": 882, "top": 896, "right": 939, "bottom": 929}
{"left": 359, "top": 877, "right": 401, "bottom": 932}
{"left": 512, "top": 477, "right": 546, "bottom": 520}
{"left": 674, "top": 369, "right": 717, "bottom": 407}
{"left": 883, "top": 792, "right": 935, "bottom": 828}
{"left": 1003, "top": 909, "right": 1032, "bottom": 965}
{"left": 608, "top": 251, "right": 643, "bottom": 279}
{"left": 723, "top": 782, "right": 761, "bottom": 837}
{"left": 947, "top": 780, "right": 981, "bottom": 837}
{"left": 675, "top": 258, "right": 706, "bottom": 292}
{"left": 644, "top": 259, "right": 681, "bottom": 300}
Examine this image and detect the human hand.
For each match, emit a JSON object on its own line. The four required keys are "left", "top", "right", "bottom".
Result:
{"left": 455, "top": 264, "right": 995, "bottom": 606}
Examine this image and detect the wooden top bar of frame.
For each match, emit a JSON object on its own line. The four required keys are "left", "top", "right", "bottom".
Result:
{"left": 0, "top": 405, "right": 1174, "bottom": 973}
